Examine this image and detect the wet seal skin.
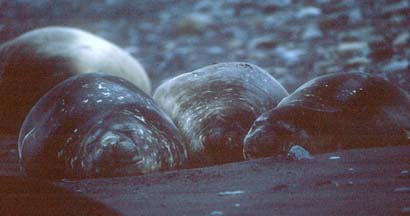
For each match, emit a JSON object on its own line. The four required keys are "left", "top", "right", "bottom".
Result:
{"left": 153, "top": 62, "right": 289, "bottom": 167}
{"left": 0, "top": 26, "right": 151, "bottom": 136}
{"left": 18, "top": 73, "right": 186, "bottom": 179}
{"left": 244, "top": 72, "right": 410, "bottom": 159}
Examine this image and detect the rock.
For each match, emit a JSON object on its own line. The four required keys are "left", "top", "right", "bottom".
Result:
{"left": 382, "top": 60, "right": 409, "bottom": 72}
{"left": 337, "top": 41, "right": 369, "bottom": 57}
{"left": 261, "top": 0, "right": 292, "bottom": 8}
{"left": 210, "top": 211, "right": 224, "bottom": 216}
{"left": 348, "top": 8, "right": 362, "bottom": 22}
{"left": 345, "top": 57, "right": 370, "bottom": 68}
{"left": 248, "top": 35, "right": 278, "bottom": 50}
{"left": 193, "top": 0, "right": 218, "bottom": 13}
{"left": 302, "top": 23, "right": 322, "bottom": 40}
{"left": 338, "top": 26, "right": 379, "bottom": 42}
{"left": 176, "top": 13, "right": 213, "bottom": 35}
{"left": 218, "top": 190, "right": 245, "bottom": 196}
{"left": 381, "top": 0, "right": 410, "bottom": 17}
{"left": 206, "top": 46, "right": 224, "bottom": 54}
{"left": 296, "top": 6, "right": 321, "bottom": 18}
{"left": 393, "top": 32, "right": 410, "bottom": 46}
{"left": 275, "top": 46, "right": 305, "bottom": 64}
{"left": 287, "top": 145, "right": 314, "bottom": 160}
{"left": 393, "top": 187, "right": 410, "bottom": 193}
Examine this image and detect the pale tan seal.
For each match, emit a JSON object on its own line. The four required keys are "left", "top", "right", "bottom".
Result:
{"left": 0, "top": 26, "right": 151, "bottom": 136}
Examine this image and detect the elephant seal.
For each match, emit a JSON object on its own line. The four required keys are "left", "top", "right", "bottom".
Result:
{"left": 244, "top": 72, "right": 410, "bottom": 159}
{"left": 18, "top": 73, "right": 186, "bottom": 179}
{"left": 153, "top": 62, "right": 288, "bottom": 166}
{"left": 0, "top": 26, "right": 150, "bottom": 136}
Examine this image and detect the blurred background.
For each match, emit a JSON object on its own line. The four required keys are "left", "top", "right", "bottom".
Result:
{"left": 1, "top": 0, "right": 409, "bottom": 93}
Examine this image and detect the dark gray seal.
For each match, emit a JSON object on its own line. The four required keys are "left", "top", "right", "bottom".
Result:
{"left": 0, "top": 26, "right": 150, "bottom": 136}
{"left": 244, "top": 72, "right": 410, "bottom": 159}
{"left": 153, "top": 62, "right": 288, "bottom": 166}
{"left": 18, "top": 73, "right": 186, "bottom": 179}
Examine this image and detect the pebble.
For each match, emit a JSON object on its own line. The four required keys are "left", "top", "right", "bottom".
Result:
{"left": 207, "top": 46, "right": 224, "bottom": 54}
{"left": 381, "top": 1, "right": 410, "bottom": 15}
{"left": 287, "top": 145, "right": 314, "bottom": 160}
{"left": 261, "top": 0, "right": 292, "bottom": 7}
{"left": 337, "top": 42, "right": 369, "bottom": 54}
{"left": 329, "top": 156, "right": 341, "bottom": 160}
{"left": 275, "top": 46, "right": 305, "bottom": 64}
{"left": 382, "top": 60, "right": 409, "bottom": 72}
{"left": 249, "top": 35, "right": 278, "bottom": 50}
{"left": 348, "top": 8, "right": 362, "bottom": 22}
{"left": 303, "top": 23, "right": 322, "bottom": 40}
{"left": 210, "top": 211, "right": 224, "bottom": 216}
{"left": 345, "top": 57, "right": 370, "bottom": 66}
{"left": 393, "top": 32, "right": 410, "bottom": 46}
{"left": 296, "top": 6, "right": 321, "bottom": 18}
{"left": 393, "top": 187, "right": 410, "bottom": 193}
{"left": 218, "top": 190, "right": 245, "bottom": 196}
{"left": 176, "top": 12, "right": 213, "bottom": 35}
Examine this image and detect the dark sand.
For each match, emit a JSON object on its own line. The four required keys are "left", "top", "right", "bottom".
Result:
{"left": 1, "top": 134, "right": 409, "bottom": 215}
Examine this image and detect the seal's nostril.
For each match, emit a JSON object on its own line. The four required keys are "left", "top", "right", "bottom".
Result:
{"left": 101, "top": 132, "right": 120, "bottom": 147}
{"left": 207, "top": 128, "right": 225, "bottom": 143}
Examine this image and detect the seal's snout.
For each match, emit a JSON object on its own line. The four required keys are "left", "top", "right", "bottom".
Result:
{"left": 204, "top": 125, "right": 245, "bottom": 163}
{"left": 206, "top": 127, "right": 225, "bottom": 144}
{"left": 100, "top": 131, "right": 140, "bottom": 160}
{"left": 81, "top": 130, "right": 143, "bottom": 177}
{"left": 243, "top": 121, "right": 295, "bottom": 160}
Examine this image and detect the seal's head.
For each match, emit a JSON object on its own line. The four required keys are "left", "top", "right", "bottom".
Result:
{"left": 243, "top": 107, "right": 304, "bottom": 159}
{"left": 18, "top": 73, "right": 185, "bottom": 179}
{"left": 200, "top": 108, "right": 258, "bottom": 164}
{"left": 73, "top": 113, "right": 158, "bottom": 178}
{"left": 244, "top": 72, "right": 410, "bottom": 160}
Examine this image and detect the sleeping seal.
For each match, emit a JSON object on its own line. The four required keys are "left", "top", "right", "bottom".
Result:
{"left": 18, "top": 73, "right": 185, "bottom": 179}
{"left": 244, "top": 72, "right": 410, "bottom": 159}
{"left": 153, "top": 62, "right": 288, "bottom": 166}
{"left": 0, "top": 26, "right": 150, "bottom": 136}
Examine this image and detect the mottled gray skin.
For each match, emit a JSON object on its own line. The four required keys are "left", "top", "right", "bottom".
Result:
{"left": 153, "top": 62, "right": 288, "bottom": 167}
{"left": 0, "top": 26, "right": 150, "bottom": 136}
{"left": 244, "top": 72, "right": 410, "bottom": 159}
{"left": 18, "top": 73, "right": 185, "bottom": 179}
